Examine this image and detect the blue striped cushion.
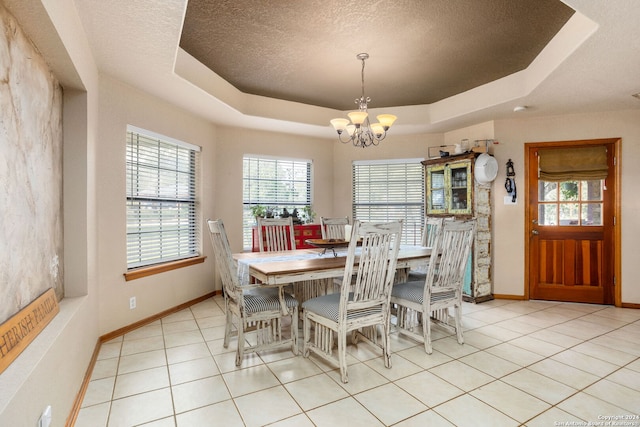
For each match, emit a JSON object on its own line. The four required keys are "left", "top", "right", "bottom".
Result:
{"left": 392, "top": 281, "right": 424, "bottom": 304}
{"left": 431, "top": 289, "right": 456, "bottom": 302}
{"left": 392, "top": 281, "right": 456, "bottom": 304}
{"left": 302, "top": 292, "right": 382, "bottom": 322}
{"left": 244, "top": 288, "right": 298, "bottom": 314}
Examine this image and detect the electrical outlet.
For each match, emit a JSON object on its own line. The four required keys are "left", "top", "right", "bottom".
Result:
{"left": 129, "top": 296, "right": 136, "bottom": 309}
{"left": 38, "top": 405, "right": 52, "bottom": 427}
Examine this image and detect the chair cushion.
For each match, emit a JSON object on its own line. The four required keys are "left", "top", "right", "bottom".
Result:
{"left": 392, "top": 281, "right": 457, "bottom": 304}
{"left": 302, "top": 292, "right": 382, "bottom": 322}
{"left": 431, "top": 289, "right": 457, "bottom": 303}
{"left": 391, "top": 281, "right": 424, "bottom": 304}
{"left": 244, "top": 288, "right": 298, "bottom": 314}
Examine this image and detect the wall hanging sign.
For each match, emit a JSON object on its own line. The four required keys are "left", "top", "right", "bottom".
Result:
{"left": 0, "top": 288, "right": 59, "bottom": 374}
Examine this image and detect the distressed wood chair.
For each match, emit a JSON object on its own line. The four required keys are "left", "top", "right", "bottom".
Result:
{"left": 408, "top": 216, "right": 453, "bottom": 281}
{"left": 408, "top": 216, "right": 444, "bottom": 278}
{"left": 391, "top": 219, "right": 476, "bottom": 354}
{"left": 257, "top": 217, "right": 296, "bottom": 252}
{"left": 207, "top": 219, "right": 299, "bottom": 366}
{"left": 302, "top": 220, "right": 403, "bottom": 383}
{"left": 320, "top": 216, "right": 351, "bottom": 288}
{"left": 320, "top": 216, "right": 350, "bottom": 240}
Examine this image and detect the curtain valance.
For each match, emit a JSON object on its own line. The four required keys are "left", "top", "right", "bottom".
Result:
{"left": 538, "top": 146, "right": 608, "bottom": 181}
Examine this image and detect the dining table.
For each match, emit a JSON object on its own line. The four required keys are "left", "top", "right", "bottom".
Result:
{"left": 232, "top": 245, "right": 431, "bottom": 315}
{"left": 232, "top": 245, "right": 432, "bottom": 313}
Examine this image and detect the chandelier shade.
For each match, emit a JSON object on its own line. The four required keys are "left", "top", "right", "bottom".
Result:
{"left": 330, "top": 53, "right": 397, "bottom": 148}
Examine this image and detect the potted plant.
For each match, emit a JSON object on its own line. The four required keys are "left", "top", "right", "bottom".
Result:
{"left": 302, "top": 205, "right": 316, "bottom": 224}
{"left": 250, "top": 204, "right": 266, "bottom": 220}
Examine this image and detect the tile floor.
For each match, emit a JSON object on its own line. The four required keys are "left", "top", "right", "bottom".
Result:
{"left": 75, "top": 296, "right": 640, "bottom": 426}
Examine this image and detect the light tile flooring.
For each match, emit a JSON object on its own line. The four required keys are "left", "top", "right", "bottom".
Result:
{"left": 75, "top": 296, "right": 640, "bottom": 426}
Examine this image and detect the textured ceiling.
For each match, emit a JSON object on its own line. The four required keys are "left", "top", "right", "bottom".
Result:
{"left": 13, "top": 0, "right": 637, "bottom": 139}
{"left": 180, "top": 0, "right": 574, "bottom": 110}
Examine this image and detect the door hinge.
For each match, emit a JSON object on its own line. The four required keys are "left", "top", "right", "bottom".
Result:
{"left": 613, "top": 216, "right": 616, "bottom": 226}
{"left": 613, "top": 276, "right": 616, "bottom": 286}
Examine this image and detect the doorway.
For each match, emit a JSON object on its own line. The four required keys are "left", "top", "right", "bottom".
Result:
{"left": 525, "top": 138, "right": 620, "bottom": 305}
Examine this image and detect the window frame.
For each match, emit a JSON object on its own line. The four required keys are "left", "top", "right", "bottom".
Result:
{"left": 124, "top": 125, "right": 202, "bottom": 278}
{"left": 537, "top": 179, "right": 604, "bottom": 226}
{"left": 242, "top": 155, "right": 313, "bottom": 250}
{"left": 352, "top": 158, "right": 425, "bottom": 245}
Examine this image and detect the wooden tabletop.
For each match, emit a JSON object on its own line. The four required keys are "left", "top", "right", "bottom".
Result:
{"left": 233, "top": 246, "right": 431, "bottom": 286}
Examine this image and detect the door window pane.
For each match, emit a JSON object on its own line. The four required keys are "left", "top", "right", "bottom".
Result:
{"left": 538, "top": 204, "right": 557, "bottom": 225}
{"left": 559, "top": 181, "right": 579, "bottom": 201}
{"left": 538, "top": 181, "right": 557, "bottom": 202}
{"left": 581, "top": 203, "right": 603, "bottom": 225}
{"left": 559, "top": 203, "right": 580, "bottom": 225}
{"left": 581, "top": 180, "right": 602, "bottom": 201}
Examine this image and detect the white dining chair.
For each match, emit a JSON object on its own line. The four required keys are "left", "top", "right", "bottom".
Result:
{"left": 391, "top": 218, "right": 476, "bottom": 354}
{"left": 407, "top": 216, "right": 452, "bottom": 281}
{"left": 302, "top": 220, "right": 403, "bottom": 383}
{"left": 320, "top": 216, "right": 350, "bottom": 240}
{"left": 207, "top": 219, "right": 299, "bottom": 366}
{"left": 257, "top": 217, "right": 296, "bottom": 252}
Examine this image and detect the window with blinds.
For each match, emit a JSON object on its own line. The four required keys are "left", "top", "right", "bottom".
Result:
{"left": 352, "top": 159, "right": 425, "bottom": 245}
{"left": 242, "top": 156, "right": 312, "bottom": 249}
{"left": 126, "top": 126, "right": 200, "bottom": 269}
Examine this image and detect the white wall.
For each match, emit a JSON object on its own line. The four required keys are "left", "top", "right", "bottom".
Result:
{"left": 96, "top": 76, "right": 219, "bottom": 334}
{"left": 491, "top": 110, "right": 640, "bottom": 303}
{"left": 0, "top": 0, "right": 99, "bottom": 425}
{"left": 2, "top": 1, "right": 640, "bottom": 426}
{"left": 332, "top": 114, "right": 640, "bottom": 305}
{"left": 214, "top": 126, "right": 334, "bottom": 253}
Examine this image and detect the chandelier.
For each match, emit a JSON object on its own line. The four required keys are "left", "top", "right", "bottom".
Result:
{"left": 330, "top": 53, "right": 397, "bottom": 148}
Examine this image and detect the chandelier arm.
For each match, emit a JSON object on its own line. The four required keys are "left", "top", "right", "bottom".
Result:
{"left": 337, "top": 131, "right": 355, "bottom": 144}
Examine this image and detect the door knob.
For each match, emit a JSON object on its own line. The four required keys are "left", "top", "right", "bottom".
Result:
{"left": 532, "top": 229, "right": 539, "bottom": 235}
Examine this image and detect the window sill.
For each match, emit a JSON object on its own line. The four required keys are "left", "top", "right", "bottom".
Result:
{"left": 124, "top": 256, "right": 206, "bottom": 281}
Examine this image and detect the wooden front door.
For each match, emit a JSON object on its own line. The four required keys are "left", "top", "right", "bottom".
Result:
{"left": 525, "top": 139, "right": 619, "bottom": 305}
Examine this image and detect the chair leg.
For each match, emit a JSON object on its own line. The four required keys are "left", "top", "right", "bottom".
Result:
{"left": 454, "top": 303, "right": 464, "bottom": 345}
{"left": 236, "top": 319, "right": 245, "bottom": 366}
{"left": 338, "top": 329, "right": 348, "bottom": 383}
{"left": 291, "top": 306, "right": 299, "bottom": 355}
{"left": 383, "top": 319, "right": 392, "bottom": 369}
{"left": 423, "top": 310, "right": 433, "bottom": 354}
{"left": 302, "top": 312, "right": 310, "bottom": 357}
{"left": 223, "top": 309, "right": 232, "bottom": 349}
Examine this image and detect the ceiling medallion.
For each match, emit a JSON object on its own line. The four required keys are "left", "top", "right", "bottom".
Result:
{"left": 330, "top": 53, "right": 397, "bottom": 148}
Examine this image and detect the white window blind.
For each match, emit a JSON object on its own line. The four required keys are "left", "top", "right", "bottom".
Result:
{"left": 243, "top": 156, "right": 312, "bottom": 249}
{"left": 352, "top": 159, "right": 425, "bottom": 245}
{"left": 126, "top": 126, "right": 200, "bottom": 269}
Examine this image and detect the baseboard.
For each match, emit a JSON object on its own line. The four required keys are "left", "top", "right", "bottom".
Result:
{"left": 100, "top": 291, "right": 218, "bottom": 343}
{"left": 492, "top": 294, "right": 526, "bottom": 300}
{"left": 65, "top": 291, "right": 220, "bottom": 426}
{"left": 65, "top": 337, "right": 101, "bottom": 427}
{"left": 621, "top": 302, "right": 640, "bottom": 309}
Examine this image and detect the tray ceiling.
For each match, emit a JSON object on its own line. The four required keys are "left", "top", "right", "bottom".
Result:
{"left": 180, "top": 0, "right": 574, "bottom": 110}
